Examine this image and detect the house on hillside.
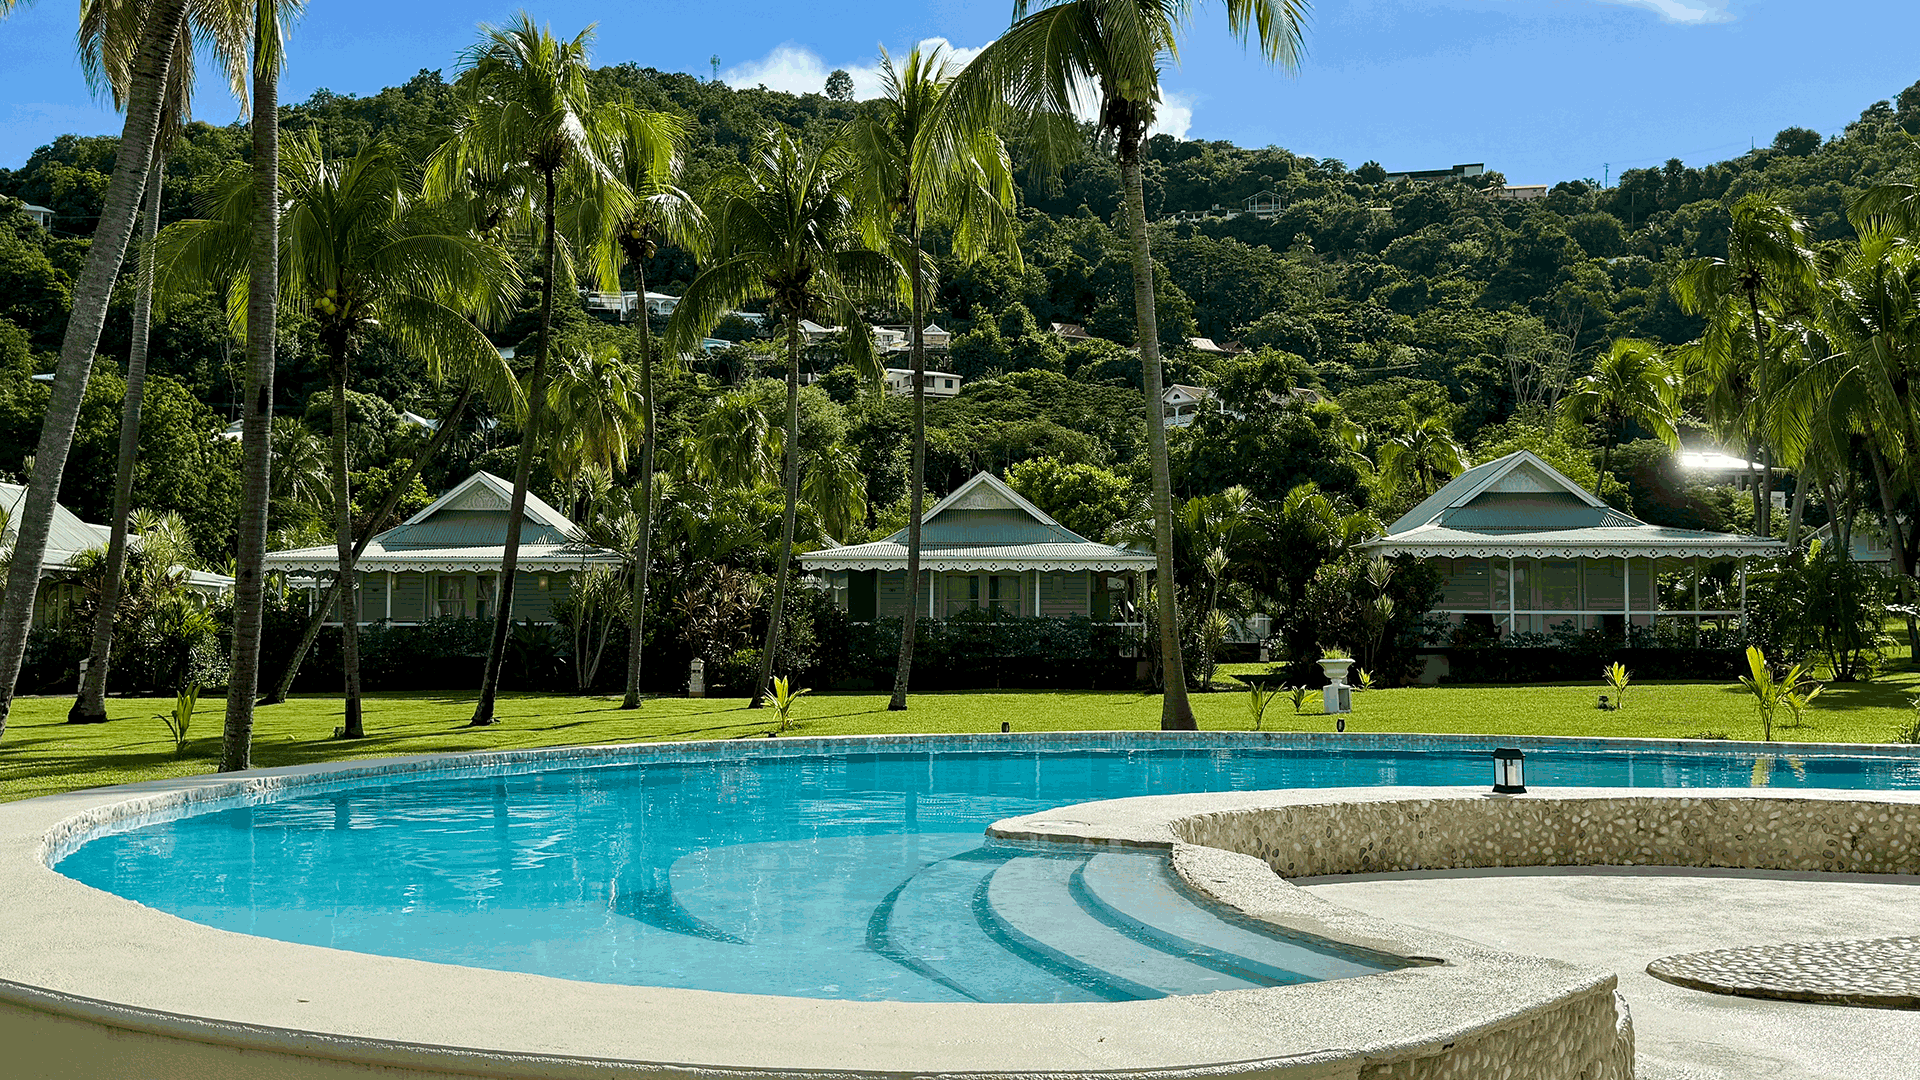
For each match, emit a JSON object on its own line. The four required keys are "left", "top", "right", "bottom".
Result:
{"left": 799, "top": 472, "right": 1154, "bottom": 622}
{"left": 1363, "top": 451, "right": 1783, "bottom": 677}
{"left": 0, "top": 483, "right": 232, "bottom": 628}
{"left": 1050, "top": 322, "right": 1090, "bottom": 342}
{"left": 16, "top": 201, "right": 54, "bottom": 229}
{"left": 885, "top": 368, "right": 962, "bottom": 398}
{"left": 1163, "top": 384, "right": 1220, "bottom": 428}
{"left": 263, "top": 471, "right": 622, "bottom": 625}
{"left": 1241, "top": 190, "right": 1282, "bottom": 219}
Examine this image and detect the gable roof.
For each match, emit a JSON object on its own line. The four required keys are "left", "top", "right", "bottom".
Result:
{"left": 1386, "top": 450, "right": 1606, "bottom": 535}
{"left": 264, "top": 472, "right": 623, "bottom": 573}
{"left": 799, "top": 471, "right": 1154, "bottom": 572}
{"left": 1367, "top": 450, "right": 1784, "bottom": 560}
{"left": 401, "top": 471, "right": 574, "bottom": 533}
{"left": 0, "top": 482, "right": 113, "bottom": 564}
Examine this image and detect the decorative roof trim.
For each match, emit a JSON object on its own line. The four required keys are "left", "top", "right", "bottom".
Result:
{"left": 1363, "top": 540, "right": 1785, "bottom": 560}
{"left": 800, "top": 554, "right": 1154, "bottom": 572}
{"left": 265, "top": 548, "right": 622, "bottom": 573}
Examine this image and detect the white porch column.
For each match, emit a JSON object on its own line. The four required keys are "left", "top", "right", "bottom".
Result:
{"left": 386, "top": 570, "right": 394, "bottom": 623}
{"left": 1739, "top": 559, "right": 1748, "bottom": 633}
{"left": 928, "top": 571, "right": 936, "bottom": 619}
{"left": 1507, "top": 556, "right": 1516, "bottom": 636}
{"left": 1622, "top": 555, "right": 1630, "bottom": 629}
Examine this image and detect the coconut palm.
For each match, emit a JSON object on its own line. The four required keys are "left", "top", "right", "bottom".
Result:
{"left": 68, "top": 0, "right": 244, "bottom": 724}
{"left": 846, "top": 44, "right": 1020, "bottom": 712}
{"left": 162, "top": 134, "right": 520, "bottom": 737}
{"left": 0, "top": 0, "right": 241, "bottom": 740}
{"left": 427, "top": 14, "right": 627, "bottom": 726}
{"left": 689, "top": 389, "right": 782, "bottom": 490}
{"left": 219, "top": 0, "right": 304, "bottom": 771}
{"left": 666, "top": 127, "right": 898, "bottom": 708}
{"left": 949, "top": 0, "right": 1309, "bottom": 729}
{"left": 1788, "top": 229, "right": 1920, "bottom": 648}
{"left": 1559, "top": 338, "right": 1679, "bottom": 482}
{"left": 1673, "top": 195, "right": 1819, "bottom": 537}
{"left": 1378, "top": 415, "right": 1466, "bottom": 502}
{"left": 578, "top": 108, "right": 706, "bottom": 709}
{"left": 545, "top": 340, "right": 645, "bottom": 491}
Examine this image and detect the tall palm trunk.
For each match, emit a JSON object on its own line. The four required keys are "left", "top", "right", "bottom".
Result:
{"left": 621, "top": 257, "right": 655, "bottom": 709}
{"left": 889, "top": 219, "right": 926, "bottom": 711}
{"left": 69, "top": 161, "right": 166, "bottom": 725}
{"left": 266, "top": 381, "right": 475, "bottom": 703}
{"left": 1865, "top": 443, "right": 1920, "bottom": 656}
{"left": 1118, "top": 135, "right": 1195, "bottom": 730}
{"left": 750, "top": 316, "right": 804, "bottom": 710}
{"left": 472, "top": 168, "right": 557, "bottom": 725}
{"left": 0, "top": 0, "right": 189, "bottom": 741}
{"left": 330, "top": 349, "right": 363, "bottom": 737}
{"left": 1746, "top": 285, "right": 1773, "bottom": 537}
{"left": 220, "top": 33, "right": 281, "bottom": 773}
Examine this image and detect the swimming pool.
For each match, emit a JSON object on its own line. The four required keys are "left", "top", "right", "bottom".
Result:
{"left": 54, "top": 732, "right": 1920, "bottom": 1004}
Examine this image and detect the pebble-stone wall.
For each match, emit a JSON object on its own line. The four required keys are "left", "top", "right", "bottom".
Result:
{"left": 1174, "top": 795, "right": 1920, "bottom": 879}
{"left": 1359, "top": 988, "right": 1634, "bottom": 1080}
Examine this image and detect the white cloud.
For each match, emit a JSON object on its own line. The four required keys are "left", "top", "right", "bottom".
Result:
{"left": 720, "top": 38, "right": 989, "bottom": 100}
{"left": 720, "top": 39, "right": 1197, "bottom": 140}
{"left": 1599, "top": 0, "right": 1733, "bottom": 24}
{"left": 1150, "top": 90, "right": 1195, "bottom": 140}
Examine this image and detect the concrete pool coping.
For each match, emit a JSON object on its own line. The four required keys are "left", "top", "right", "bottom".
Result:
{"left": 1, "top": 732, "right": 1913, "bottom": 1078}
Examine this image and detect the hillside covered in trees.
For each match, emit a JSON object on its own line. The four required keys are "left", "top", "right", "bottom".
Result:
{"left": 4, "top": 56, "right": 1919, "bottom": 692}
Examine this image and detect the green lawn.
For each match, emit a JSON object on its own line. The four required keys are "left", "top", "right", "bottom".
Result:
{"left": 3, "top": 672, "right": 1916, "bottom": 804}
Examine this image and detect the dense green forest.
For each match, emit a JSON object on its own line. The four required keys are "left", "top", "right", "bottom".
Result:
{"left": 4, "top": 56, "right": 1919, "bottom": 693}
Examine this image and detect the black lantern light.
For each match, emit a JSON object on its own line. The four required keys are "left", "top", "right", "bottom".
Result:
{"left": 1492, "top": 747, "right": 1526, "bottom": 794}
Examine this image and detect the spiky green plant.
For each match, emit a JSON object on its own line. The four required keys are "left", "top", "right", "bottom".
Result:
{"left": 768, "top": 675, "right": 810, "bottom": 732}
{"left": 1246, "top": 682, "right": 1281, "bottom": 731}
{"left": 156, "top": 683, "right": 197, "bottom": 756}
{"left": 1603, "top": 662, "right": 1631, "bottom": 710}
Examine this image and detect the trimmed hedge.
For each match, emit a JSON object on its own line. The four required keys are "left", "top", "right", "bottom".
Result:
{"left": 1434, "top": 646, "right": 1747, "bottom": 684}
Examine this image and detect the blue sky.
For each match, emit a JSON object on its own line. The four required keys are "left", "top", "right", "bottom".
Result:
{"left": 4, "top": 1, "right": 1917, "bottom": 185}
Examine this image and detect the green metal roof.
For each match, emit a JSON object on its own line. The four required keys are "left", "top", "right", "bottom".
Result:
{"left": 805, "top": 472, "right": 1154, "bottom": 571}
{"left": 1369, "top": 451, "right": 1784, "bottom": 560}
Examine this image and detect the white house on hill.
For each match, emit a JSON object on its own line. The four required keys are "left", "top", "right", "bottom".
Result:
{"left": 885, "top": 368, "right": 962, "bottom": 398}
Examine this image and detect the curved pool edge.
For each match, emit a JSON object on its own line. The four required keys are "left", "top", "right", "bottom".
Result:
{"left": 5, "top": 733, "right": 1913, "bottom": 1080}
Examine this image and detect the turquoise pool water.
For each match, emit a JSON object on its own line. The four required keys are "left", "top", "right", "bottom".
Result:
{"left": 55, "top": 735, "right": 1920, "bottom": 1002}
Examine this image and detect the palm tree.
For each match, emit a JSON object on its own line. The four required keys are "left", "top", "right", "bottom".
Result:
{"left": 1559, "top": 338, "right": 1679, "bottom": 483}
{"left": 690, "top": 389, "right": 781, "bottom": 490}
{"left": 1790, "top": 227, "right": 1920, "bottom": 650}
{"left": 667, "top": 128, "right": 898, "bottom": 708}
{"left": 0, "top": 0, "right": 218, "bottom": 740}
{"left": 1378, "top": 415, "right": 1466, "bottom": 501}
{"left": 162, "top": 136, "right": 517, "bottom": 736}
{"left": 545, "top": 340, "right": 645, "bottom": 493}
{"left": 592, "top": 108, "right": 706, "bottom": 710}
{"left": 950, "top": 0, "right": 1309, "bottom": 729}
{"left": 847, "top": 45, "right": 1020, "bottom": 712}
{"left": 1673, "top": 195, "right": 1818, "bottom": 537}
{"left": 222, "top": 0, "right": 302, "bottom": 772}
{"left": 427, "top": 14, "right": 626, "bottom": 726}
{"left": 68, "top": 0, "right": 242, "bottom": 724}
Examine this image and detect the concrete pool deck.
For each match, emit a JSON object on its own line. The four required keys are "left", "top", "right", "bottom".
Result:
{"left": 0, "top": 734, "right": 1914, "bottom": 1078}
{"left": 1300, "top": 867, "right": 1920, "bottom": 1079}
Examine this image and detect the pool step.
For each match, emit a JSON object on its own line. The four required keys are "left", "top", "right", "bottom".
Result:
{"left": 982, "top": 855, "right": 1268, "bottom": 997}
{"left": 1075, "top": 853, "right": 1386, "bottom": 984}
{"left": 870, "top": 849, "right": 1103, "bottom": 1003}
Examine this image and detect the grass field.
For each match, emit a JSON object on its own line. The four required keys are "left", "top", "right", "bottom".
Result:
{"left": 3, "top": 668, "right": 1917, "bottom": 804}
